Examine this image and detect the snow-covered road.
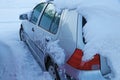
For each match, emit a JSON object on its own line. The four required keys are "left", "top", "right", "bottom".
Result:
{"left": 0, "top": 41, "right": 17, "bottom": 80}
{"left": 0, "top": 0, "right": 52, "bottom": 80}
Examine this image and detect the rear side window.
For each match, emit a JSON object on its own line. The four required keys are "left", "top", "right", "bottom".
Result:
{"left": 82, "top": 16, "right": 87, "bottom": 27}
{"left": 50, "top": 13, "right": 60, "bottom": 34}
{"left": 30, "top": 3, "right": 45, "bottom": 24}
{"left": 82, "top": 16, "right": 87, "bottom": 44}
{"left": 39, "top": 4, "right": 61, "bottom": 34}
{"left": 39, "top": 4, "right": 55, "bottom": 31}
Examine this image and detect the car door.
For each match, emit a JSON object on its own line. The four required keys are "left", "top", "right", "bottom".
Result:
{"left": 23, "top": 3, "right": 46, "bottom": 43}
{"left": 34, "top": 3, "right": 61, "bottom": 53}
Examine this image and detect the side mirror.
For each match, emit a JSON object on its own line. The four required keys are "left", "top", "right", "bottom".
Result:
{"left": 19, "top": 14, "right": 28, "bottom": 20}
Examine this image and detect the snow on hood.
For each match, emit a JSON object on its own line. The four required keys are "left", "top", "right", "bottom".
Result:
{"left": 48, "top": 0, "right": 120, "bottom": 79}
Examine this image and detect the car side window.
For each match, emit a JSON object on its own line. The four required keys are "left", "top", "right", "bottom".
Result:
{"left": 82, "top": 16, "right": 87, "bottom": 44}
{"left": 30, "top": 3, "right": 45, "bottom": 24}
{"left": 49, "top": 13, "right": 60, "bottom": 34}
{"left": 39, "top": 4, "right": 56, "bottom": 31}
{"left": 82, "top": 16, "right": 87, "bottom": 27}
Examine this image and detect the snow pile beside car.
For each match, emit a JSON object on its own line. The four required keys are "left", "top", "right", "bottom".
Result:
{"left": 47, "top": 40, "right": 65, "bottom": 65}
{"left": 48, "top": 0, "right": 120, "bottom": 79}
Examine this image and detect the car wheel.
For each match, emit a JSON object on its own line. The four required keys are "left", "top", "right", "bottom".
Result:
{"left": 46, "top": 61, "right": 60, "bottom": 80}
{"left": 19, "top": 27, "right": 25, "bottom": 41}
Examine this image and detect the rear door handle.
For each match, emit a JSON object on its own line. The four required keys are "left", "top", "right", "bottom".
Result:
{"left": 45, "top": 38, "right": 50, "bottom": 42}
{"left": 45, "top": 37, "right": 51, "bottom": 42}
{"left": 32, "top": 28, "right": 34, "bottom": 32}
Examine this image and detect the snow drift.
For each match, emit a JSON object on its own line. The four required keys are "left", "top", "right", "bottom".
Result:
{"left": 47, "top": 40, "right": 65, "bottom": 65}
{"left": 48, "top": 0, "right": 120, "bottom": 79}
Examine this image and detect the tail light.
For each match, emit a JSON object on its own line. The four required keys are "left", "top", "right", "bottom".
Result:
{"left": 67, "top": 49, "right": 100, "bottom": 70}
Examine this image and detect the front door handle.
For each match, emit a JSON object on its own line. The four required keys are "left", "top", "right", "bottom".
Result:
{"left": 32, "top": 28, "right": 34, "bottom": 32}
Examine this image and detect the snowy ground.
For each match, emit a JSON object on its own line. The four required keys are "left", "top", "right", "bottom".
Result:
{"left": 0, "top": 0, "right": 52, "bottom": 80}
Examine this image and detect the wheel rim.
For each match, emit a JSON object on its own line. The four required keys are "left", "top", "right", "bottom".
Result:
{"left": 48, "top": 65, "right": 57, "bottom": 80}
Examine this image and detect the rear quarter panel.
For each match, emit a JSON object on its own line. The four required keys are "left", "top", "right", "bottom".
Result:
{"left": 58, "top": 10, "right": 78, "bottom": 61}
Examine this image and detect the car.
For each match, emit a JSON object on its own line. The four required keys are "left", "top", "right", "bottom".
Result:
{"left": 19, "top": 2, "right": 111, "bottom": 80}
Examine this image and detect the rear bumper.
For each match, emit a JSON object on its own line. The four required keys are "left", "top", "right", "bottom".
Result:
{"left": 79, "top": 70, "right": 106, "bottom": 80}
{"left": 61, "top": 64, "right": 107, "bottom": 80}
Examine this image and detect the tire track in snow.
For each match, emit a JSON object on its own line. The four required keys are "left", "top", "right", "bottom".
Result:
{"left": 5, "top": 39, "right": 53, "bottom": 80}
{"left": 0, "top": 0, "right": 53, "bottom": 79}
{"left": 0, "top": 41, "right": 17, "bottom": 80}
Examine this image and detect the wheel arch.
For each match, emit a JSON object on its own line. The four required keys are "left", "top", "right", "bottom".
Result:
{"left": 44, "top": 54, "right": 58, "bottom": 70}
{"left": 44, "top": 54, "right": 61, "bottom": 80}
{"left": 44, "top": 55, "right": 53, "bottom": 70}
{"left": 20, "top": 24, "right": 23, "bottom": 30}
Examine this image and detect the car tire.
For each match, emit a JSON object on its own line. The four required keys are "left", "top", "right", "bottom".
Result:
{"left": 19, "top": 27, "right": 25, "bottom": 41}
{"left": 46, "top": 60, "right": 60, "bottom": 80}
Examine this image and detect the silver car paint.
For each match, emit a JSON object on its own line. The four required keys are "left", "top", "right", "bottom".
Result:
{"left": 20, "top": 3, "right": 111, "bottom": 80}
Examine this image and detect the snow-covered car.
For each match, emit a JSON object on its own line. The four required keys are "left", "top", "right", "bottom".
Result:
{"left": 19, "top": 2, "right": 111, "bottom": 80}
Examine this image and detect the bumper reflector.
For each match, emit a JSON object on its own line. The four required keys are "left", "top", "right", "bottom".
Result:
{"left": 67, "top": 49, "right": 100, "bottom": 70}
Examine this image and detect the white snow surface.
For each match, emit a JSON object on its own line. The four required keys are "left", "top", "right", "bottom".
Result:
{"left": 47, "top": 40, "right": 65, "bottom": 65}
{"left": 0, "top": 0, "right": 53, "bottom": 80}
{"left": 49, "top": 0, "right": 120, "bottom": 80}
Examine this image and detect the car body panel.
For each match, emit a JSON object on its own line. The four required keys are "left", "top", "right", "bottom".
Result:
{"left": 58, "top": 10, "right": 78, "bottom": 61}
{"left": 21, "top": 21, "right": 35, "bottom": 41}
{"left": 79, "top": 70, "right": 106, "bottom": 80}
{"left": 20, "top": 2, "right": 111, "bottom": 80}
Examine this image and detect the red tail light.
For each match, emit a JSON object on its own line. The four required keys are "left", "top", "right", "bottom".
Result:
{"left": 67, "top": 49, "right": 100, "bottom": 70}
